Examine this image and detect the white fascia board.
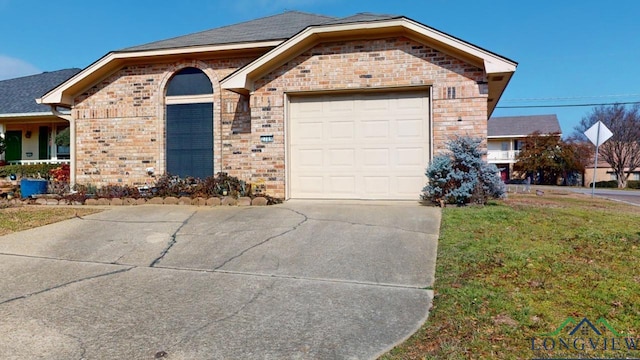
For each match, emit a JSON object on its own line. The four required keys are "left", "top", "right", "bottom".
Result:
{"left": 487, "top": 133, "right": 562, "bottom": 139}
{"left": 0, "top": 112, "right": 54, "bottom": 118}
{"left": 39, "top": 40, "right": 282, "bottom": 106}
{"left": 400, "top": 19, "right": 517, "bottom": 73}
{"left": 222, "top": 18, "right": 517, "bottom": 92}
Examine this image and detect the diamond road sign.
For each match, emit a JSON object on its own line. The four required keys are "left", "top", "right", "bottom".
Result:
{"left": 584, "top": 121, "right": 613, "bottom": 147}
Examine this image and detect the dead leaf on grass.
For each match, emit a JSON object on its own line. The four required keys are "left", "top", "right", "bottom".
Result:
{"left": 492, "top": 314, "right": 518, "bottom": 327}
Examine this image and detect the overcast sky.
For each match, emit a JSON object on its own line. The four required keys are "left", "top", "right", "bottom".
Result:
{"left": 1, "top": 0, "right": 639, "bottom": 134}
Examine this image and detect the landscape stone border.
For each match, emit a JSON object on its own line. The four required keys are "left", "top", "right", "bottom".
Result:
{"left": 1, "top": 196, "right": 271, "bottom": 207}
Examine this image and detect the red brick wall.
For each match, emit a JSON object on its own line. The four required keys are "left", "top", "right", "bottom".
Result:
{"left": 72, "top": 36, "right": 488, "bottom": 198}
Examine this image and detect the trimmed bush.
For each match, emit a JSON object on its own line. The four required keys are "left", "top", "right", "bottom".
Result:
{"left": 592, "top": 180, "right": 618, "bottom": 188}
{"left": 422, "top": 136, "right": 505, "bottom": 205}
{"left": 592, "top": 180, "right": 640, "bottom": 189}
{"left": 0, "top": 164, "right": 60, "bottom": 179}
{"left": 65, "top": 173, "right": 282, "bottom": 205}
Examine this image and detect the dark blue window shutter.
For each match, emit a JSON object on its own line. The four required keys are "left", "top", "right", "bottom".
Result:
{"left": 166, "top": 103, "right": 214, "bottom": 179}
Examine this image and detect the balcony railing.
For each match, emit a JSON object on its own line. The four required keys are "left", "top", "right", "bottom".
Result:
{"left": 487, "top": 150, "right": 520, "bottom": 162}
{"left": 6, "top": 159, "right": 70, "bottom": 165}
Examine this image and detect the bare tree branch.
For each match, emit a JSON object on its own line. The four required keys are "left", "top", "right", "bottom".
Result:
{"left": 573, "top": 104, "right": 640, "bottom": 188}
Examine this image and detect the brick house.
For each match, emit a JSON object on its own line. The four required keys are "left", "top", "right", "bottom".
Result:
{"left": 38, "top": 11, "right": 516, "bottom": 200}
{"left": 0, "top": 69, "right": 80, "bottom": 165}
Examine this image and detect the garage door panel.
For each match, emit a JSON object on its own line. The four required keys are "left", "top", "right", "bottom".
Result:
{"left": 396, "top": 95, "right": 425, "bottom": 110}
{"left": 296, "top": 149, "right": 323, "bottom": 167}
{"left": 329, "top": 177, "right": 356, "bottom": 195}
{"left": 290, "top": 91, "right": 429, "bottom": 200}
{"left": 329, "top": 121, "right": 355, "bottom": 140}
{"left": 327, "top": 97, "right": 355, "bottom": 112}
{"left": 396, "top": 147, "right": 427, "bottom": 167}
{"left": 294, "top": 176, "right": 325, "bottom": 195}
{"left": 360, "top": 97, "right": 391, "bottom": 111}
{"left": 364, "top": 177, "right": 390, "bottom": 194}
{"left": 397, "top": 119, "right": 424, "bottom": 138}
{"left": 396, "top": 176, "right": 426, "bottom": 195}
{"left": 294, "top": 123, "right": 324, "bottom": 143}
{"left": 362, "top": 120, "right": 390, "bottom": 139}
{"left": 294, "top": 98, "right": 324, "bottom": 113}
{"left": 328, "top": 149, "right": 355, "bottom": 167}
{"left": 363, "top": 148, "right": 390, "bottom": 167}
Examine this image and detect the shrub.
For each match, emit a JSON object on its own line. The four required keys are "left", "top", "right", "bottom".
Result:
{"left": 49, "top": 164, "right": 70, "bottom": 182}
{"left": 152, "top": 172, "right": 253, "bottom": 198}
{"left": 592, "top": 180, "right": 618, "bottom": 188}
{"left": 628, "top": 180, "right": 640, "bottom": 189}
{"left": 0, "top": 164, "right": 60, "bottom": 179}
{"left": 422, "top": 136, "right": 505, "bottom": 205}
{"left": 96, "top": 184, "right": 141, "bottom": 199}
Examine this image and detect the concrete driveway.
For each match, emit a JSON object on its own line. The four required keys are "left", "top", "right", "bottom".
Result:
{"left": 0, "top": 201, "right": 440, "bottom": 359}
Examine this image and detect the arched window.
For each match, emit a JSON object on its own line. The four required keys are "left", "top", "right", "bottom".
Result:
{"left": 165, "top": 67, "right": 214, "bottom": 178}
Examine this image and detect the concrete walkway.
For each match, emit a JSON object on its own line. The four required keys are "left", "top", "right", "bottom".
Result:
{"left": 0, "top": 201, "right": 440, "bottom": 359}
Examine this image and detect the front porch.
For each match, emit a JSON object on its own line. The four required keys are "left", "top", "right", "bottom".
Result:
{"left": 1, "top": 119, "right": 70, "bottom": 166}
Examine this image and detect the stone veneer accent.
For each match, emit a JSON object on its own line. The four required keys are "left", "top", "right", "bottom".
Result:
{"left": 71, "top": 36, "right": 488, "bottom": 198}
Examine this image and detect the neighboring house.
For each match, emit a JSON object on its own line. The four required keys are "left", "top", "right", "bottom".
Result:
{"left": 38, "top": 11, "right": 516, "bottom": 200}
{"left": 584, "top": 161, "right": 640, "bottom": 186}
{"left": 0, "top": 69, "right": 81, "bottom": 165}
{"left": 487, "top": 114, "right": 561, "bottom": 182}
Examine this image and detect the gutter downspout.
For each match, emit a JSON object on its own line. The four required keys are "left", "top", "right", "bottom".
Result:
{"left": 49, "top": 106, "right": 76, "bottom": 187}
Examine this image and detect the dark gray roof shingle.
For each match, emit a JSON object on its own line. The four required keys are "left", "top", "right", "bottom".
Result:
{"left": 0, "top": 68, "right": 81, "bottom": 114}
{"left": 120, "top": 11, "right": 335, "bottom": 52}
{"left": 119, "top": 11, "right": 401, "bottom": 52}
{"left": 488, "top": 114, "right": 562, "bottom": 137}
{"left": 321, "top": 12, "right": 400, "bottom": 25}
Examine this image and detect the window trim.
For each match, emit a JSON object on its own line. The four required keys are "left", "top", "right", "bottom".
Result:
{"left": 165, "top": 94, "right": 214, "bottom": 105}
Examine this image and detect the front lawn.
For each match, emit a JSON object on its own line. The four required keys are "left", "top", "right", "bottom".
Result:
{"left": 0, "top": 206, "right": 101, "bottom": 236}
{"left": 383, "top": 191, "right": 640, "bottom": 359}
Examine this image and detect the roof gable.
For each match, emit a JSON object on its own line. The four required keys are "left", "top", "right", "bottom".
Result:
{"left": 488, "top": 114, "right": 562, "bottom": 137}
{"left": 220, "top": 16, "right": 517, "bottom": 115}
{"left": 0, "top": 68, "right": 81, "bottom": 115}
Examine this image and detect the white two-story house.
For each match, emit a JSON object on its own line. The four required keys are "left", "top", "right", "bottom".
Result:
{"left": 487, "top": 114, "right": 562, "bottom": 182}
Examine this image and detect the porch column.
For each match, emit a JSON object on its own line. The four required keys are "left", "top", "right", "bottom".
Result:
{"left": 0, "top": 123, "right": 4, "bottom": 161}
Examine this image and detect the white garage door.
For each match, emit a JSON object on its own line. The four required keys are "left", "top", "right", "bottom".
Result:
{"left": 289, "top": 91, "right": 430, "bottom": 200}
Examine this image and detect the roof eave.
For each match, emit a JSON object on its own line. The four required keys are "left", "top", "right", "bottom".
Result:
{"left": 39, "top": 40, "right": 283, "bottom": 107}
{"left": 486, "top": 70, "right": 516, "bottom": 117}
{"left": 487, "top": 133, "right": 563, "bottom": 138}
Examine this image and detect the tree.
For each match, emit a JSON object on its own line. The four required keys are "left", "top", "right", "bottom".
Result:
{"left": 423, "top": 136, "right": 505, "bottom": 205}
{"left": 514, "top": 132, "right": 590, "bottom": 185}
{"left": 573, "top": 104, "right": 640, "bottom": 188}
{"left": 55, "top": 127, "right": 70, "bottom": 147}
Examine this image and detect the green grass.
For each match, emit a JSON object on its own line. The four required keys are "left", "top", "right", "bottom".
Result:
{"left": 382, "top": 191, "right": 640, "bottom": 359}
{"left": 0, "top": 206, "right": 101, "bottom": 236}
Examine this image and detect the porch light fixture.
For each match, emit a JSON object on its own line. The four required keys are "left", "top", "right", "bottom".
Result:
{"left": 457, "top": 116, "right": 462, "bottom": 122}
